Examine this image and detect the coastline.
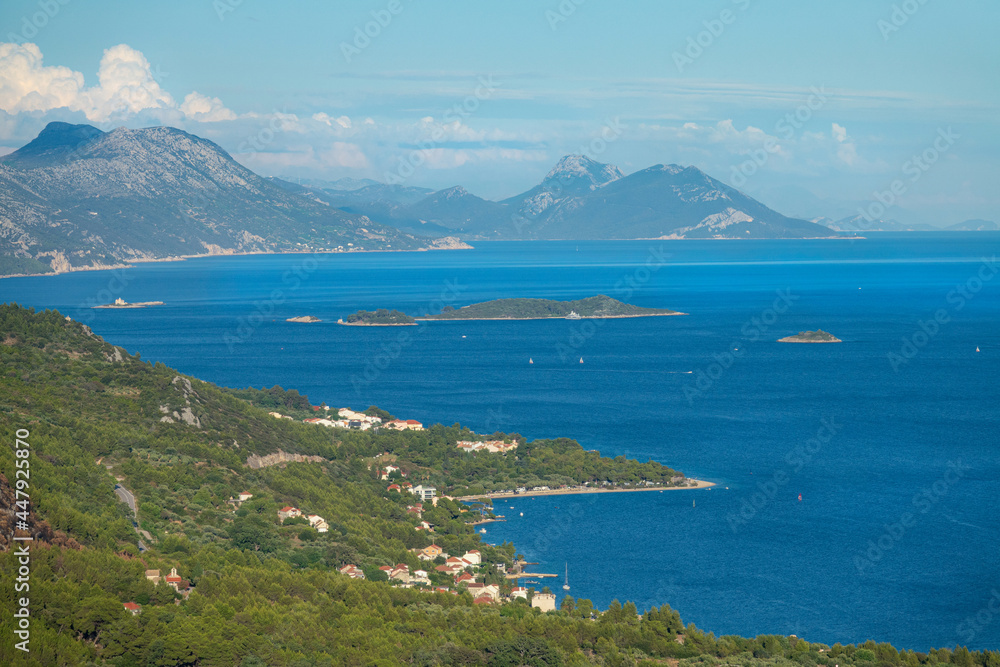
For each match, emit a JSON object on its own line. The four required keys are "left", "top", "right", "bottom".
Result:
{"left": 338, "top": 321, "right": 417, "bottom": 326}
{"left": 456, "top": 478, "right": 715, "bottom": 501}
{"left": 1, "top": 235, "right": 869, "bottom": 281}
{"left": 0, "top": 245, "right": 473, "bottom": 280}
{"left": 416, "top": 312, "right": 686, "bottom": 322}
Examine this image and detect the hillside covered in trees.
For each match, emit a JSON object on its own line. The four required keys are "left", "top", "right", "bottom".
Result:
{"left": 1, "top": 303, "right": 997, "bottom": 666}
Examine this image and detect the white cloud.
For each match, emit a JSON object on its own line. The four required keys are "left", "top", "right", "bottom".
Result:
{"left": 83, "top": 44, "right": 175, "bottom": 120}
{"left": 180, "top": 92, "right": 237, "bottom": 122}
{"left": 832, "top": 123, "right": 848, "bottom": 143}
{"left": 0, "top": 43, "right": 85, "bottom": 115}
{"left": 0, "top": 42, "right": 239, "bottom": 124}
{"left": 831, "top": 123, "right": 859, "bottom": 166}
{"left": 312, "top": 112, "right": 351, "bottom": 129}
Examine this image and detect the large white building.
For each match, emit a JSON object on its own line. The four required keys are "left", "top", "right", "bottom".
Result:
{"left": 410, "top": 485, "right": 436, "bottom": 502}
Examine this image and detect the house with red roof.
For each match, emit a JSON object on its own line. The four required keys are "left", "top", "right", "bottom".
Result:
{"left": 277, "top": 506, "right": 302, "bottom": 520}
{"left": 123, "top": 602, "right": 142, "bottom": 615}
{"left": 387, "top": 483, "right": 401, "bottom": 492}
{"left": 386, "top": 419, "right": 424, "bottom": 431}
{"left": 338, "top": 564, "right": 365, "bottom": 580}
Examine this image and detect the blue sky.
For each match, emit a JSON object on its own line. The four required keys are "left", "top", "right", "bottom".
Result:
{"left": 1, "top": 0, "right": 998, "bottom": 225}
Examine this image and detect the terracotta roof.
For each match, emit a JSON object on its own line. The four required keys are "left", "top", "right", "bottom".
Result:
{"left": 123, "top": 602, "right": 141, "bottom": 611}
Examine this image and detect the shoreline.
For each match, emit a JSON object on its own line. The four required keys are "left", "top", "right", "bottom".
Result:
{"left": 1, "top": 235, "right": 873, "bottom": 280}
{"left": 456, "top": 479, "right": 715, "bottom": 501}
{"left": 416, "top": 312, "right": 686, "bottom": 322}
{"left": 0, "top": 245, "right": 472, "bottom": 280}
{"left": 338, "top": 321, "right": 417, "bottom": 326}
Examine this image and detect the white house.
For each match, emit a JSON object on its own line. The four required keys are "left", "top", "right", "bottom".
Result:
{"left": 307, "top": 514, "right": 329, "bottom": 533}
{"left": 411, "top": 485, "right": 437, "bottom": 502}
{"left": 461, "top": 550, "right": 481, "bottom": 565}
{"left": 510, "top": 587, "right": 529, "bottom": 600}
{"left": 238, "top": 492, "right": 254, "bottom": 502}
{"left": 278, "top": 506, "right": 302, "bottom": 520}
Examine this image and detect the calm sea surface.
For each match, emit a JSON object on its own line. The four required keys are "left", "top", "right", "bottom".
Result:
{"left": 3, "top": 234, "right": 999, "bottom": 650}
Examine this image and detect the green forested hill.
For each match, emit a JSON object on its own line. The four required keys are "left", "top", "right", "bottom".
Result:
{"left": 420, "top": 295, "right": 680, "bottom": 320}
{"left": 0, "top": 303, "right": 996, "bottom": 666}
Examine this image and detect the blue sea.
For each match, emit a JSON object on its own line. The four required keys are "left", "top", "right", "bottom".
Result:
{"left": 3, "top": 234, "right": 999, "bottom": 651}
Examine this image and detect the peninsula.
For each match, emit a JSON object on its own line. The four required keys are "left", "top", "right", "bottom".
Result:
{"left": 417, "top": 295, "right": 684, "bottom": 320}
{"left": 339, "top": 309, "right": 416, "bottom": 326}
{"left": 778, "top": 329, "right": 842, "bottom": 343}
{"left": 286, "top": 315, "right": 321, "bottom": 323}
{"left": 93, "top": 298, "right": 163, "bottom": 309}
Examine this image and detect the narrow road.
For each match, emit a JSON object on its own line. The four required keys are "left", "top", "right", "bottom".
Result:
{"left": 114, "top": 484, "right": 137, "bottom": 513}
{"left": 114, "top": 484, "right": 148, "bottom": 551}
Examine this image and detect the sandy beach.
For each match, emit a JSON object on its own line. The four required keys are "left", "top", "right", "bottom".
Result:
{"left": 456, "top": 479, "right": 715, "bottom": 501}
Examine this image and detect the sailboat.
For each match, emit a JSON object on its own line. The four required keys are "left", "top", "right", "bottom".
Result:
{"left": 563, "top": 563, "right": 570, "bottom": 591}
{"left": 579, "top": 357, "right": 584, "bottom": 364}
{"left": 976, "top": 346, "right": 981, "bottom": 352}
{"left": 529, "top": 358, "right": 533, "bottom": 364}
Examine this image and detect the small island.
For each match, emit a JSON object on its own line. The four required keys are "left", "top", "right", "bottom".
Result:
{"left": 286, "top": 316, "right": 321, "bottom": 323}
{"left": 778, "top": 329, "right": 842, "bottom": 343}
{"left": 93, "top": 298, "right": 164, "bottom": 309}
{"left": 416, "top": 295, "right": 684, "bottom": 321}
{"left": 339, "top": 309, "right": 416, "bottom": 326}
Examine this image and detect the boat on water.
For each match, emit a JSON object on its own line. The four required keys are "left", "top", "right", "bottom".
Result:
{"left": 563, "top": 563, "right": 570, "bottom": 591}
{"left": 976, "top": 346, "right": 981, "bottom": 352}
{"left": 480, "top": 528, "right": 486, "bottom": 533}
{"left": 529, "top": 358, "right": 533, "bottom": 364}
{"left": 579, "top": 357, "right": 584, "bottom": 364}
{"left": 566, "top": 310, "right": 581, "bottom": 320}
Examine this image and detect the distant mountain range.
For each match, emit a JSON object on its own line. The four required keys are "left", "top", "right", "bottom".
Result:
{"left": 0, "top": 122, "right": 456, "bottom": 276}
{"left": 814, "top": 215, "right": 941, "bottom": 233}
{"left": 4, "top": 123, "right": 991, "bottom": 278}
{"left": 946, "top": 218, "right": 998, "bottom": 231}
{"left": 320, "top": 155, "right": 836, "bottom": 240}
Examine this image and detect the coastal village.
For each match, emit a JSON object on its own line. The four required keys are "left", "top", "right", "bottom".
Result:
{"left": 117, "top": 402, "right": 688, "bottom": 615}
{"left": 256, "top": 405, "right": 568, "bottom": 610}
